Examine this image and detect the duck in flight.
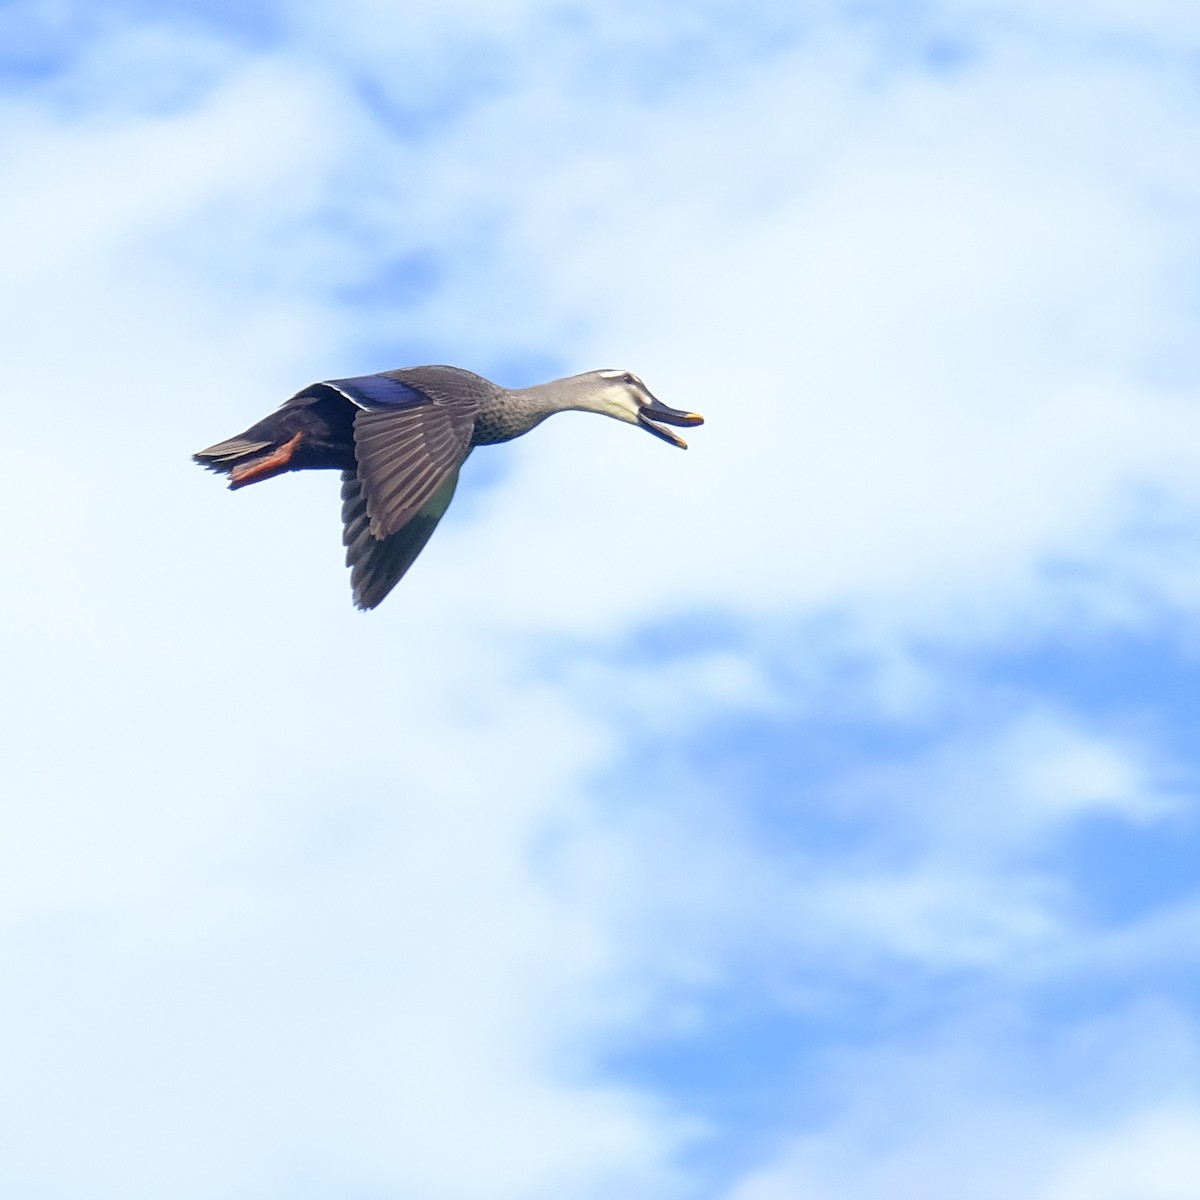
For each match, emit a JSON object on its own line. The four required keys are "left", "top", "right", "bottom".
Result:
{"left": 194, "top": 366, "right": 704, "bottom": 609}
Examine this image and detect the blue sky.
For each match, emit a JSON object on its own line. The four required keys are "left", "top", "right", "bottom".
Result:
{"left": 2, "top": 1, "right": 1200, "bottom": 1197}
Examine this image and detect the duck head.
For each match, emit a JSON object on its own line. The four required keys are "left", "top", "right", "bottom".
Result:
{"left": 577, "top": 369, "right": 705, "bottom": 448}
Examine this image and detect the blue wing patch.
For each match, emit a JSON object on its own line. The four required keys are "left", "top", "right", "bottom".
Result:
{"left": 323, "top": 374, "right": 428, "bottom": 411}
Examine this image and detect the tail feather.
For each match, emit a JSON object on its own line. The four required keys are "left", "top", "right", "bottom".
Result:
{"left": 193, "top": 435, "right": 273, "bottom": 470}
{"left": 194, "top": 391, "right": 357, "bottom": 487}
{"left": 194, "top": 435, "right": 278, "bottom": 491}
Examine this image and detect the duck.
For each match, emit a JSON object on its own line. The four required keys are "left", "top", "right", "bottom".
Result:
{"left": 194, "top": 365, "right": 704, "bottom": 609}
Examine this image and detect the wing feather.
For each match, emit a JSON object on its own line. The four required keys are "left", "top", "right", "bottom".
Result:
{"left": 340, "top": 468, "right": 462, "bottom": 610}
{"left": 335, "top": 367, "right": 482, "bottom": 604}
{"left": 352, "top": 401, "right": 474, "bottom": 539}
{"left": 200, "top": 365, "right": 490, "bottom": 609}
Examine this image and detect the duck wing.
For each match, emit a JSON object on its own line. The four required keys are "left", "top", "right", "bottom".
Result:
{"left": 340, "top": 465, "right": 462, "bottom": 610}
{"left": 325, "top": 368, "right": 483, "bottom": 540}
{"left": 322, "top": 367, "right": 490, "bottom": 608}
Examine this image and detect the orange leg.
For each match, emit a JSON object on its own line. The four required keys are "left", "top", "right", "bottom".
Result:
{"left": 229, "top": 432, "right": 305, "bottom": 489}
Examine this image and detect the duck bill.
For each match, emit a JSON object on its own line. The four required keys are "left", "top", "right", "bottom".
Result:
{"left": 637, "top": 397, "right": 705, "bottom": 449}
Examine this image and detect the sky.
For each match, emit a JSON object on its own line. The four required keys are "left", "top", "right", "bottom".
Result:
{"left": 2, "top": 1, "right": 1200, "bottom": 1197}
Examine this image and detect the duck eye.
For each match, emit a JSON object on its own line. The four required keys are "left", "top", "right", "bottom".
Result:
{"left": 622, "top": 372, "right": 635, "bottom": 386}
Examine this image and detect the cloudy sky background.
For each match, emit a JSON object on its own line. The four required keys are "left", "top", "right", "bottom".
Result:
{"left": 3, "top": 1, "right": 1200, "bottom": 1196}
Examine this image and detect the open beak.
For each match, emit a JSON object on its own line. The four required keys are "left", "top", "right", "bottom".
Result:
{"left": 637, "top": 396, "right": 705, "bottom": 449}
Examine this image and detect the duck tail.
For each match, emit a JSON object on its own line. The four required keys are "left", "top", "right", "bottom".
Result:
{"left": 193, "top": 429, "right": 302, "bottom": 490}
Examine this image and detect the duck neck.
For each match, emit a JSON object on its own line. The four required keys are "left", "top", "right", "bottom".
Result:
{"left": 473, "top": 377, "right": 586, "bottom": 445}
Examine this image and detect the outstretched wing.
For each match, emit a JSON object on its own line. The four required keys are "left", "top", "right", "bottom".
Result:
{"left": 341, "top": 466, "right": 462, "bottom": 610}
{"left": 352, "top": 404, "right": 475, "bottom": 539}
{"left": 327, "top": 368, "right": 487, "bottom": 608}
{"left": 327, "top": 369, "right": 480, "bottom": 540}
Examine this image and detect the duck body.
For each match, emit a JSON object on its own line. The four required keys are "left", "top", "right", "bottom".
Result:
{"left": 195, "top": 365, "right": 703, "bottom": 610}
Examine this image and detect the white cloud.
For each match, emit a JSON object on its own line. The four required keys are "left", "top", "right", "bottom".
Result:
{"left": 729, "top": 1104, "right": 1200, "bottom": 1200}
{"left": 1046, "top": 1109, "right": 1200, "bottom": 1200}
{"left": 539, "top": 697, "right": 1183, "bottom": 990}
{"left": 723, "top": 1002, "right": 1200, "bottom": 1200}
{"left": 941, "top": 0, "right": 1200, "bottom": 45}
{"left": 1, "top": 3, "right": 1200, "bottom": 1198}
{"left": 842, "top": 707, "right": 1181, "bottom": 844}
